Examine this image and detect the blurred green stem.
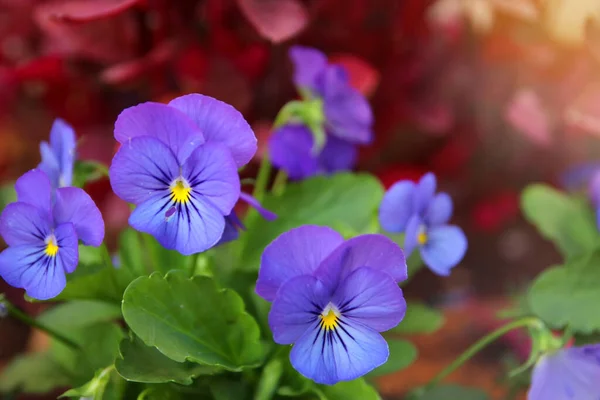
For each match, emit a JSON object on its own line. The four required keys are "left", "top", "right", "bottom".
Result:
{"left": 272, "top": 170, "right": 288, "bottom": 196}
{"left": 252, "top": 155, "right": 272, "bottom": 203}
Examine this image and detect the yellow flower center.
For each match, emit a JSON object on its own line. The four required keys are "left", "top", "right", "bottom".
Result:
{"left": 170, "top": 179, "right": 192, "bottom": 204}
{"left": 417, "top": 231, "right": 428, "bottom": 245}
{"left": 45, "top": 236, "right": 59, "bottom": 257}
{"left": 320, "top": 309, "right": 339, "bottom": 331}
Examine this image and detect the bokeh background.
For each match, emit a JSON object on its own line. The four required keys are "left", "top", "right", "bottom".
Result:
{"left": 2, "top": 0, "right": 600, "bottom": 398}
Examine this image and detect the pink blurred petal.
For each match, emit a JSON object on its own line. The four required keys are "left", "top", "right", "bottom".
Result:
{"left": 329, "top": 54, "right": 380, "bottom": 96}
{"left": 237, "top": 0, "right": 308, "bottom": 43}
{"left": 505, "top": 89, "right": 552, "bottom": 147}
{"left": 36, "top": 0, "right": 144, "bottom": 23}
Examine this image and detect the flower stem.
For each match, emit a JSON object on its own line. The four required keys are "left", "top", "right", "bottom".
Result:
{"left": 423, "top": 316, "right": 543, "bottom": 390}
{"left": 252, "top": 155, "right": 272, "bottom": 203}
{"left": 272, "top": 170, "right": 288, "bottom": 196}
{"left": 1, "top": 300, "right": 79, "bottom": 350}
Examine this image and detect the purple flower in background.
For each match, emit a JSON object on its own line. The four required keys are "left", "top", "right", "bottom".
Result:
{"left": 256, "top": 225, "right": 407, "bottom": 385}
{"left": 0, "top": 170, "right": 104, "bottom": 300}
{"left": 561, "top": 163, "right": 600, "bottom": 230}
{"left": 528, "top": 344, "right": 600, "bottom": 400}
{"left": 38, "top": 118, "right": 76, "bottom": 189}
{"left": 379, "top": 173, "right": 467, "bottom": 275}
{"left": 109, "top": 94, "right": 257, "bottom": 255}
{"left": 269, "top": 46, "right": 373, "bottom": 179}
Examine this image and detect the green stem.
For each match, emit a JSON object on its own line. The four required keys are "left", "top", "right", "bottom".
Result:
{"left": 100, "top": 243, "right": 114, "bottom": 269}
{"left": 272, "top": 170, "right": 288, "bottom": 196}
{"left": 252, "top": 155, "right": 272, "bottom": 203}
{"left": 424, "top": 317, "right": 543, "bottom": 390}
{"left": 2, "top": 301, "right": 79, "bottom": 350}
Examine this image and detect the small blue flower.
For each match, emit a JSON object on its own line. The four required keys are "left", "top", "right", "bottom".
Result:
{"left": 38, "top": 118, "right": 76, "bottom": 189}
{"left": 256, "top": 225, "right": 407, "bottom": 385}
{"left": 109, "top": 94, "right": 258, "bottom": 255}
{"left": 379, "top": 173, "right": 467, "bottom": 275}
{"left": 528, "top": 344, "right": 600, "bottom": 399}
{"left": 0, "top": 170, "right": 104, "bottom": 300}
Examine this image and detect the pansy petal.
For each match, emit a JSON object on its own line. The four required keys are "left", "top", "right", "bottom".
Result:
{"left": 109, "top": 136, "right": 179, "bottom": 204}
{"left": 290, "top": 317, "right": 388, "bottom": 385}
{"left": 168, "top": 94, "right": 257, "bottom": 168}
{"left": 49, "top": 118, "right": 76, "bottom": 187}
{"left": 129, "top": 192, "right": 225, "bottom": 255}
{"left": 269, "top": 124, "right": 319, "bottom": 180}
{"left": 54, "top": 187, "right": 105, "bottom": 246}
{"left": 425, "top": 193, "right": 453, "bottom": 226}
{"left": 332, "top": 267, "right": 406, "bottom": 332}
{"left": 114, "top": 102, "right": 204, "bottom": 164}
{"left": 315, "top": 234, "right": 407, "bottom": 292}
{"left": 256, "top": 225, "right": 344, "bottom": 301}
{"left": 323, "top": 84, "right": 373, "bottom": 144}
{"left": 403, "top": 215, "right": 421, "bottom": 257}
{"left": 289, "top": 46, "right": 327, "bottom": 92}
{"left": 38, "top": 142, "right": 61, "bottom": 189}
{"left": 317, "top": 135, "right": 357, "bottom": 174}
{"left": 420, "top": 225, "right": 467, "bottom": 276}
{"left": 269, "top": 274, "right": 329, "bottom": 344}
{"left": 53, "top": 222, "right": 79, "bottom": 273}
{"left": 378, "top": 181, "right": 416, "bottom": 233}
{"left": 0, "top": 203, "right": 52, "bottom": 246}
{"left": 239, "top": 192, "right": 277, "bottom": 221}
{"left": 181, "top": 142, "right": 240, "bottom": 215}
{"left": 217, "top": 213, "right": 243, "bottom": 245}
{"left": 14, "top": 170, "right": 52, "bottom": 215}
{"left": 414, "top": 173, "right": 436, "bottom": 214}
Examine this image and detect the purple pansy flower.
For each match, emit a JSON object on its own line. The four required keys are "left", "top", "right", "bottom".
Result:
{"left": 528, "top": 344, "right": 600, "bottom": 400}
{"left": 269, "top": 46, "right": 373, "bottom": 180}
{"left": 109, "top": 94, "right": 258, "bottom": 255}
{"left": 379, "top": 173, "right": 467, "bottom": 275}
{"left": 256, "top": 225, "right": 407, "bottom": 385}
{"left": 38, "top": 118, "right": 76, "bottom": 189}
{"left": 0, "top": 170, "right": 104, "bottom": 300}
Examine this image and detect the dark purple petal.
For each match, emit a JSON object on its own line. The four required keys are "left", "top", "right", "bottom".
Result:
{"left": 413, "top": 173, "right": 436, "bottom": 215}
{"left": 268, "top": 274, "right": 329, "bottom": 344}
{"left": 269, "top": 124, "right": 319, "bottom": 180}
{"left": 315, "top": 234, "right": 407, "bottom": 292}
{"left": 168, "top": 94, "right": 257, "bottom": 168}
{"left": 529, "top": 345, "right": 600, "bottom": 400}
{"left": 256, "top": 225, "right": 344, "bottom": 302}
{"left": 379, "top": 181, "right": 416, "bottom": 233}
{"left": 109, "top": 136, "right": 179, "bottom": 205}
{"left": 239, "top": 192, "right": 277, "bottom": 221}
{"left": 420, "top": 225, "right": 467, "bottom": 276}
{"left": 14, "top": 170, "right": 52, "bottom": 216}
{"left": 403, "top": 215, "right": 421, "bottom": 257}
{"left": 217, "top": 213, "right": 243, "bottom": 245}
{"left": 49, "top": 118, "right": 76, "bottom": 187}
{"left": 54, "top": 187, "right": 105, "bottom": 246}
{"left": 114, "top": 102, "right": 204, "bottom": 164}
{"left": 424, "top": 193, "right": 453, "bottom": 227}
{"left": 289, "top": 315, "right": 388, "bottom": 385}
{"left": 0, "top": 203, "right": 52, "bottom": 247}
{"left": 317, "top": 135, "right": 357, "bottom": 175}
{"left": 181, "top": 143, "right": 240, "bottom": 216}
{"left": 289, "top": 46, "right": 327, "bottom": 92}
{"left": 332, "top": 267, "right": 406, "bottom": 332}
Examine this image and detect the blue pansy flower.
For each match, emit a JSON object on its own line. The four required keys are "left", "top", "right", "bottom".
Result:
{"left": 528, "top": 344, "right": 600, "bottom": 399}
{"left": 0, "top": 170, "right": 104, "bottom": 300}
{"left": 38, "top": 118, "right": 76, "bottom": 189}
{"left": 379, "top": 173, "right": 467, "bottom": 275}
{"left": 256, "top": 225, "right": 407, "bottom": 385}
{"left": 109, "top": 94, "right": 260, "bottom": 255}
{"left": 269, "top": 46, "right": 373, "bottom": 180}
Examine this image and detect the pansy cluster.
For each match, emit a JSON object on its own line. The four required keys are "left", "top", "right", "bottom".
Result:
{"left": 256, "top": 225, "right": 407, "bottom": 385}
{"left": 269, "top": 46, "right": 374, "bottom": 180}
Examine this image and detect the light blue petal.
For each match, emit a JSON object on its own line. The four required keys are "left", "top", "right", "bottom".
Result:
{"left": 0, "top": 202, "right": 52, "bottom": 246}
{"left": 290, "top": 317, "right": 388, "bottom": 385}
{"left": 38, "top": 142, "right": 60, "bottom": 189}
{"left": 420, "top": 225, "right": 467, "bottom": 276}
{"left": 54, "top": 187, "right": 105, "bottom": 246}
{"left": 414, "top": 172, "right": 436, "bottom": 214}
{"left": 378, "top": 181, "right": 416, "bottom": 233}
{"left": 403, "top": 215, "right": 422, "bottom": 258}
{"left": 49, "top": 118, "right": 76, "bottom": 187}
{"left": 15, "top": 170, "right": 52, "bottom": 216}
{"left": 425, "top": 192, "right": 453, "bottom": 227}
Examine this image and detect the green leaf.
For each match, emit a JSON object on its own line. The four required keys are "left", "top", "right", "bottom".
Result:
{"left": 72, "top": 160, "right": 108, "bottom": 188}
{"left": 316, "top": 378, "right": 380, "bottom": 400}
{"left": 115, "top": 335, "right": 220, "bottom": 384}
{"left": 118, "top": 229, "right": 149, "bottom": 277}
{"left": 367, "top": 339, "right": 418, "bottom": 377}
{"left": 241, "top": 173, "right": 384, "bottom": 269}
{"left": 37, "top": 300, "right": 121, "bottom": 330}
{"left": 0, "top": 182, "right": 16, "bottom": 212}
{"left": 61, "top": 366, "right": 125, "bottom": 400}
{"left": 417, "top": 384, "right": 489, "bottom": 400}
{"left": 391, "top": 303, "right": 445, "bottom": 334}
{"left": 137, "top": 386, "right": 184, "bottom": 400}
{"left": 254, "top": 357, "right": 283, "bottom": 400}
{"left": 122, "top": 271, "right": 265, "bottom": 370}
{"left": 0, "top": 352, "right": 70, "bottom": 394}
{"left": 528, "top": 250, "right": 600, "bottom": 333}
{"left": 521, "top": 184, "right": 598, "bottom": 259}
{"left": 209, "top": 378, "right": 251, "bottom": 400}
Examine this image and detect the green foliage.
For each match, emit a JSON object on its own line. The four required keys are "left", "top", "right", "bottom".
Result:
{"left": 316, "top": 378, "right": 380, "bottom": 400}
{"left": 391, "top": 303, "right": 445, "bottom": 334}
{"left": 367, "top": 340, "right": 418, "bottom": 378}
{"left": 72, "top": 160, "right": 109, "bottom": 188}
{"left": 528, "top": 249, "right": 600, "bottom": 333}
{"left": 241, "top": 173, "right": 384, "bottom": 269}
{"left": 521, "top": 184, "right": 599, "bottom": 259}
{"left": 0, "top": 352, "right": 70, "bottom": 394}
{"left": 61, "top": 366, "right": 126, "bottom": 400}
{"left": 417, "top": 384, "right": 489, "bottom": 400}
{"left": 121, "top": 271, "right": 265, "bottom": 370}
{"left": 37, "top": 300, "right": 121, "bottom": 328}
